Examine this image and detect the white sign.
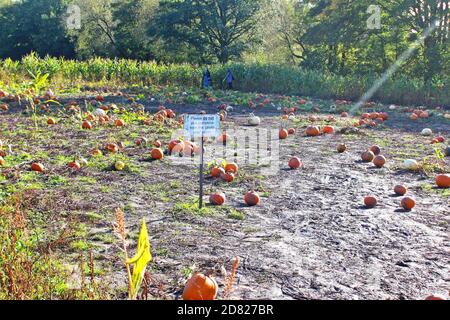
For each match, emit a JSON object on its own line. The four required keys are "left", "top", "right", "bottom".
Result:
{"left": 184, "top": 114, "right": 220, "bottom": 138}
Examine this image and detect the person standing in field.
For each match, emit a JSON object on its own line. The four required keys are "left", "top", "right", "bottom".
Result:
{"left": 203, "top": 67, "right": 212, "bottom": 89}
{"left": 225, "top": 69, "right": 234, "bottom": 90}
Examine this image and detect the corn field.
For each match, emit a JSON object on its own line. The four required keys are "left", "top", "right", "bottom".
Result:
{"left": 0, "top": 54, "right": 448, "bottom": 107}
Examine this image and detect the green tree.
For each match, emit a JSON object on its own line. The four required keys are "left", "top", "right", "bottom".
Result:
{"left": 155, "top": 0, "right": 263, "bottom": 64}
{"left": 0, "top": 0, "right": 75, "bottom": 59}
{"left": 112, "top": 0, "right": 159, "bottom": 60}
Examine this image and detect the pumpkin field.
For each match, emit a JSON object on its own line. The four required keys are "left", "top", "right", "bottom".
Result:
{"left": 0, "top": 77, "right": 449, "bottom": 300}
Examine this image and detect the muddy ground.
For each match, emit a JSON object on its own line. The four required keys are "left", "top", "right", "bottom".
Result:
{"left": 1, "top": 94, "right": 449, "bottom": 300}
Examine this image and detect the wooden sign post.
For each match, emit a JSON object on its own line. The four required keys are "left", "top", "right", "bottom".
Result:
{"left": 184, "top": 114, "right": 220, "bottom": 209}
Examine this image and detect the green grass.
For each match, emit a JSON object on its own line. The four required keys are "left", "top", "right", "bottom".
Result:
{"left": 421, "top": 183, "right": 450, "bottom": 197}
{"left": 228, "top": 209, "right": 245, "bottom": 220}
{"left": 173, "top": 200, "right": 216, "bottom": 216}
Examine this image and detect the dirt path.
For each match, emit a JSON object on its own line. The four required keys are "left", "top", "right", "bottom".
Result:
{"left": 118, "top": 108, "right": 449, "bottom": 300}
{"left": 1, "top": 95, "right": 448, "bottom": 300}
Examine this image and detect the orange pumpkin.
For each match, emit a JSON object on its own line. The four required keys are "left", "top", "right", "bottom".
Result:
{"left": 82, "top": 120, "right": 93, "bottom": 129}
{"left": 154, "top": 140, "right": 162, "bottom": 148}
{"left": 182, "top": 273, "right": 219, "bottom": 300}
{"left": 288, "top": 157, "right": 303, "bottom": 169}
{"left": 47, "top": 118, "right": 56, "bottom": 125}
{"left": 221, "top": 172, "right": 235, "bottom": 183}
{"left": 361, "top": 150, "right": 375, "bottom": 162}
{"left": 279, "top": 129, "right": 289, "bottom": 139}
{"left": 168, "top": 140, "right": 184, "bottom": 152}
{"left": 364, "top": 196, "right": 377, "bottom": 208}
{"left": 401, "top": 197, "right": 416, "bottom": 211}
{"left": 211, "top": 167, "right": 226, "bottom": 178}
{"left": 394, "top": 185, "right": 407, "bottom": 196}
{"left": 373, "top": 155, "right": 386, "bottom": 168}
{"left": 0, "top": 156, "right": 4, "bottom": 166}
{"left": 305, "top": 126, "right": 320, "bottom": 137}
{"left": 114, "top": 119, "right": 125, "bottom": 127}
{"left": 150, "top": 148, "right": 164, "bottom": 160}
{"left": 171, "top": 142, "right": 185, "bottom": 154}
{"left": 225, "top": 163, "right": 239, "bottom": 174}
{"left": 410, "top": 113, "right": 418, "bottom": 120}
{"left": 419, "top": 111, "right": 429, "bottom": 118}
{"left": 361, "top": 113, "right": 370, "bottom": 119}
{"left": 431, "top": 138, "right": 440, "bottom": 144}
{"left": 192, "top": 144, "right": 202, "bottom": 155}
{"left": 135, "top": 138, "right": 148, "bottom": 146}
{"left": 209, "top": 193, "right": 226, "bottom": 206}
{"left": 244, "top": 191, "right": 260, "bottom": 206}
{"left": 31, "top": 162, "right": 44, "bottom": 172}
{"left": 370, "top": 112, "right": 379, "bottom": 119}
{"left": 92, "top": 149, "right": 103, "bottom": 156}
{"left": 68, "top": 161, "right": 81, "bottom": 171}
{"left": 105, "top": 143, "right": 119, "bottom": 153}
{"left": 166, "top": 109, "right": 176, "bottom": 118}
{"left": 183, "top": 144, "right": 194, "bottom": 157}
{"left": 435, "top": 174, "right": 450, "bottom": 188}
{"left": 288, "top": 128, "right": 296, "bottom": 135}
{"left": 323, "top": 125, "right": 334, "bottom": 134}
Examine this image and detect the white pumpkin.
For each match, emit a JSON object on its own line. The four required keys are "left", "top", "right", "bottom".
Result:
{"left": 248, "top": 113, "right": 261, "bottom": 126}
{"left": 421, "top": 128, "right": 433, "bottom": 136}
{"left": 389, "top": 104, "right": 397, "bottom": 110}
{"left": 94, "top": 108, "right": 107, "bottom": 117}
{"left": 77, "top": 157, "right": 89, "bottom": 167}
{"left": 45, "top": 89, "right": 54, "bottom": 98}
{"left": 403, "top": 159, "right": 419, "bottom": 170}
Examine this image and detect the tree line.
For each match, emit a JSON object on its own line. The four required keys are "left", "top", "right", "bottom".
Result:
{"left": 0, "top": 0, "right": 448, "bottom": 83}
